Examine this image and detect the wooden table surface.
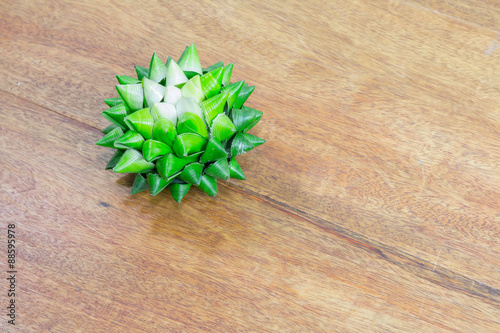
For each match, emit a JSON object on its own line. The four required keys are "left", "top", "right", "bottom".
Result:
{"left": 1, "top": 0, "right": 500, "bottom": 332}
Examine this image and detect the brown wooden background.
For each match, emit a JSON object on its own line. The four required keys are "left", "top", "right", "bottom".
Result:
{"left": 1, "top": 0, "right": 500, "bottom": 331}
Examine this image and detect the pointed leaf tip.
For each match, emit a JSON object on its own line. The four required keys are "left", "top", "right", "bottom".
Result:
{"left": 113, "top": 149, "right": 154, "bottom": 173}
{"left": 131, "top": 173, "right": 150, "bottom": 194}
{"left": 169, "top": 183, "right": 191, "bottom": 202}
{"left": 199, "top": 174, "right": 217, "bottom": 196}
{"left": 148, "top": 173, "right": 171, "bottom": 196}
{"left": 229, "top": 157, "right": 246, "bottom": 180}
{"left": 96, "top": 126, "right": 124, "bottom": 148}
{"left": 177, "top": 43, "right": 203, "bottom": 78}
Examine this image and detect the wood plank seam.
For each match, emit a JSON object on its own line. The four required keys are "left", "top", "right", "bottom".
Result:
{"left": 222, "top": 181, "right": 500, "bottom": 307}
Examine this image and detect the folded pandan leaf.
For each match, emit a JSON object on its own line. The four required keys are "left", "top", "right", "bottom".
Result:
{"left": 231, "top": 106, "right": 263, "bottom": 132}
{"left": 243, "top": 133, "right": 266, "bottom": 147}
{"left": 166, "top": 59, "right": 188, "bottom": 87}
{"left": 181, "top": 75, "right": 205, "bottom": 103}
{"left": 105, "top": 149, "right": 125, "bottom": 170}
{"left": 173, "top": 133, "right": 207, "bottom": 157}
{"left": 135, "top": 66, "right": 149, "bottom": 81}
{"left": 117, "top": 75, "right": 141, "bottom": 85}
{"left": 156, "top": 153, "right": 188, "bottom": 179}
{"left": 116, "top": 83, "right": 143, "bottom": 111}
{"left": 102, "top": 103, "right": 129, "bottom": 130}
{"left": 221, "top": 63, "right": 233, "bottom": 87}
{"left": 230, "top": 132, "right": 255, "bottom": 157}
{"left": 104, "top": 97, "right": 123, "bottom": 107}
{"left": 169, "top": 183, "right": 191, "bottom": 203}
{"left": 113, "top": 149, "right": 154, "bottom": 173}
{"left": 203, "top": 61, "right": 224, "bottom": 74}
{"left": 200, "top": 67, "right": 224, "bottom": 98}
{"left": 164, "top": 85, "right": 183, "bottom": 105}
{"left": 200, "top": 91, "right": 229, "bottom": 126}
{"left": 148, "top": 173, "right": 171, "bottom": 196}
{"left": 150, "top": 102, "right": 177, "bottom": 124}
{"left": 143, "top": 77, "right": 166, "bottom": 107}
{"left": 142, "top": 139, "right": 172, "bottom": 161}
{"left": 210, "top": 113, "right": 236, "bottom": 142}
{"left": 222, "top": 81, "right": 244, "bottom": 112}
{"left": 97, "top": 44, "right": 264, "bottom": 201}
{"left": 199, "top": 174, "right": 217, "bottom": 197}
{"left": 177, "top": 112, "right": 208, "bottom": 138}
{"left": 96, "top": 126, "right": 123, "bottom": 148}
{"left": 233, "top": 83, "right": 255, "bottom": 109}
{"left": 199, "top": 137, "right": 227, "bottom": 164}
{"left": 205, "top": 158, "right": 230, "bottom": 180}
{"left": 178, "top": 163, "right": 203, "bottom": 185}
{"left": 152, "top": 118, "right": 177, "bottom": 146}
{"left": 229, "top": 157, "right": 246, "bottom": 180}
{"left": 149, "top": 52, "right": 168, "bottom": 83}
{"left": 131, "top": 173, "right": 150, "bottom": 194}
{"left": 101, "top": 124, "right": 119, "bottom": 135}
{"left": 124, "top": 108, "right": 154, "bottom": 140}
{"left": 176, "top": 97, "right": 205, "bottom": 122}
{"left": 114, "top": 130, "right": 145, "bottom": 150}
{"left": 177, "top": 43, "right": 203, "bottom": 78}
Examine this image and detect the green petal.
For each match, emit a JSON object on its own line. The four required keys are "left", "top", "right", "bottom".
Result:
{"left": 200, "top": 91, "right": 229, "bottom": 126}
{"left": 230, "top": 132, "right": 255, "bottom": 157}
{"left": 243, "top": 133, "right": 266, "bottom": 147}
{"left": 142, "top": 139, "right": 173, "bottom": 161}
{"left": 149, "top": 52, "right": 168, "bottom": 83}
{"left": 105, "top": 149, "right": 125, "bottom": 170}
{"left": 156, "top": 153, "right": 189, "bottom": 179}
{"left": 199, "top": 137, "right": 227, "bottom": 164}
{"left": 211, "top": 113, "right": 236, "bottom": 142}
{"left": 178, "top": 163, "right": 203, "bottom": 185}
{"left": 152, "top": 118, "right": 177, "bottom": 146}
{"left": 200, "top": 67, "right": 224, "bottom": 98}
{"left": 102, "top": 103, "right": 129, "bottom": 130}
{"left": 101, "top": 124, "right": 118, "bottom": 134}
{"left": 177, "top": 112, "right": 208, "bottom": 138}
{"left": 181, "top": 75, "right": 205, "bottom": 104}
{"left": 198, "top": 174, "right": 217, "bottom": 197}
{"left": 164, "top": 85, "right": 183, "bottom": 105}
{"left": 222, "top": 81, "right": 244, "bottom": 112}
{"left": 229, "top": 157, "right": 246, "bottom": 180}
{"left": 143, "top": 77, "right": 166, "bottom": 107}
{"left": 221, "top": 63, "right": 233, "bottom": 86}
{"left": 169, "top": 183, "right": 191, "bottom": 203}
{"left": 166, "top": 59, "right": 188, "bottom": 87}
{"left": 124, "top": 108, "right": 154, "bottom": 140}
{"left": 96, "top": 126, "right": 124, "bottom": 148}
{"left": 202, "top": 61, "right": 224, "bottom": 74}
{"left": 114, "top": 130, "right": 145, "bottom": 150}
{"left": 176, "top": 97, "right": 205, "bottom": 123}
{"left": 131, "top": 173, "right": 149, "bottom": 194}
{"left": 150, "top": 103, "right": 177, "bottom": 125}
{"left": 231, "top": 106, "right": 263, "bottom": 132}
{"left": 147, "top": 173, "right": 171, "bottom": 196}
{"left": 182, "top": 151, "right": 203, "bottom": 163}
{"left": 104, "top": 97, "right": 123, "bottom": 107}
{"left": 177, "top": 43, "right": 203, "bottom": 78}
{"left": 116, "top": 84, "right": 144, "bottom": 112}
{"left": 172, "top": 133, "right": 207, "bottom": 157}
{"left": 135, "top": 65, "right": 149, "bottom": 80}
{"left": 205, "top": 158, "right": 230, "bottom": 180}
{"left": 116, "top": 75, "right": 141, "bottom": 85}
{"left": 233, "top": 83, "right": 255, "bottom": 109}
{"left": 113, "top": 149, "right": 154, "bottom": 173}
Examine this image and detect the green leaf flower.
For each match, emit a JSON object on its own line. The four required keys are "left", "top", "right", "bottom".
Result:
{"left": 96, "top": 43, "right": 265, "bottom": 202}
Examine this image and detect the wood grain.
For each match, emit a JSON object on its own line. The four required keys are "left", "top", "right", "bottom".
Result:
{"left": 1, "top": 0, "right": 500, "bottom": 331}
